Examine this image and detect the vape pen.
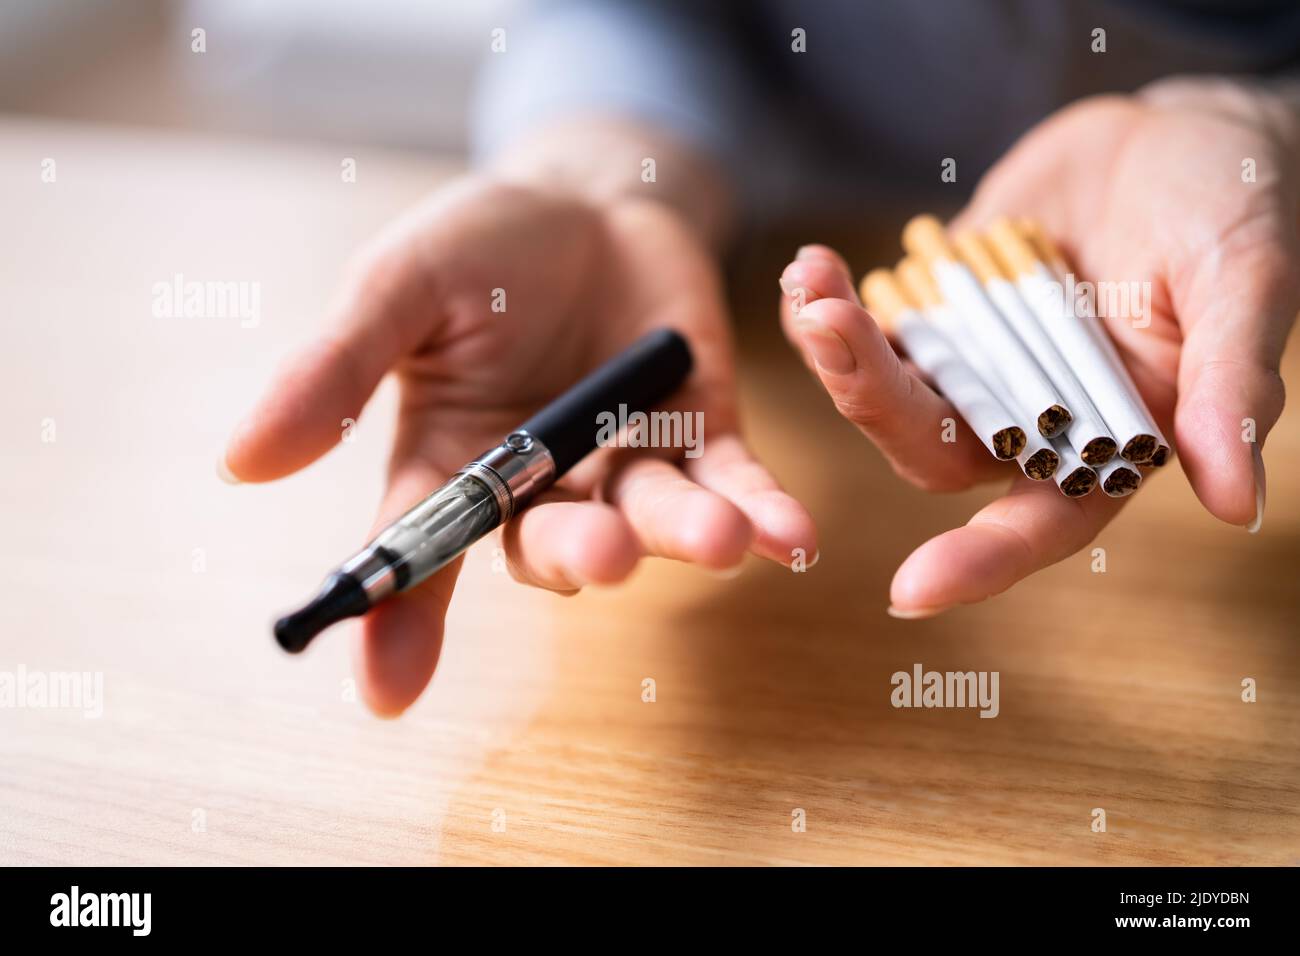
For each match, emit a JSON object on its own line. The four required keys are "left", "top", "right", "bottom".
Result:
{"left": 274, "top": 328, "right": 693, "bottom": 653}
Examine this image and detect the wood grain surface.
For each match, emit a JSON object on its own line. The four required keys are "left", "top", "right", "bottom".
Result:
{"left": 1, "top": 118, "right": 1297, "bottom": 866}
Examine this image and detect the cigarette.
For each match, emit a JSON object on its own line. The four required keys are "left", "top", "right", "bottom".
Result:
{"left": 896, "top": 257, "right": 1057, "bottom": 481}
{"left": 1019, "top": 432, "right": 1060, "bottom": 481}
{"left": 1050, "top": 434, "right": 1098, "bottom": 498}
{"left": 956, "top": 231, "right": 1118, "bottom": 467}
{"left": 897, "top": 256, "right": 999, "bottom": 396}
{"left": 901, "top": 215, "right": 1072, "bottom": 438}
{"left": 861, "top": 269, "right": 1026, "bottom": 460}
{"left": 1097, "top": 456, "right": 1143, "bottom": 498}
{"left": 1148, "top": 443, "right": 1172, "bottom": 467}
{"left": 1005, "top": 218, "right": 1168, "bottom": 463}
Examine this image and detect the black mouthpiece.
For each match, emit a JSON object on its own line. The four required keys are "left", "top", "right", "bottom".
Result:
{"left": 274, "top": 572, "right": 370, "bottom": 653}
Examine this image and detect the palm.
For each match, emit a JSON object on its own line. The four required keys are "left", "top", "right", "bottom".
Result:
{"left": 784, "top": 86, "right": 1297, "bottom": 615}
{"left": 382, "top": 179, "right": 736, "bottom": 479}
{"left": 957, "top": 94, "right": 1294, "bottom": 428}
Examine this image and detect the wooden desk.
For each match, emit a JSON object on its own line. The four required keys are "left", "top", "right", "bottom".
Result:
{"left": 1, "top": 118, "right": 1297, "bottom": 865}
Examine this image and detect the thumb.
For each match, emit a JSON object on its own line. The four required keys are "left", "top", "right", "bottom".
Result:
{"left": 1174, "top": 234, "right": 1298, "bottom": 532}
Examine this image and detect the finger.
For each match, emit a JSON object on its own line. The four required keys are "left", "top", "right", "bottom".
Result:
{"left": 782, "top": 244, "right": 859, "bottom": 302}
{"left": 500, "top": 495, "right": 643, "bottom": 591}
{"left": 779, "top": 246, "right": 859, "bottom": 369}
{"left": 793, "top": 243, "right": 856, "bottom": 282}
{"left": 888, "top": 475, "right": 1127, "bottom": 616}
{"left": 222, "top": 250, "right": 437, "bottom": 483}
{"left": 604, "top": 456, "right": 752, "bottom": 569}
{"left": 352, "top": 451, "right": 458, "bottom": 718}
{"left": 794, "top": 296, "right": 1004, "bottom": 491}
{"left": 1173, "top": 235, "right": 1297, "bottom": 531}
{"left": 684, "top": 433, "right": 818, "bottom": 567}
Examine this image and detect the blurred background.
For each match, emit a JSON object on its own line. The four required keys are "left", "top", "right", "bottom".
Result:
{"left": 0, "top": 0, "right": 515, "bottom": 153}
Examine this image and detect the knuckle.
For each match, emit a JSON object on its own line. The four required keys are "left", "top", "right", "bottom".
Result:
{"left": 832, "top": 392, "right": 887, "bottom": 427}
{"left": 345, "top": 245, "right": 410, "bottom": 305}
{"left": 897, "top": 463, "right": 972, "bottom": 494}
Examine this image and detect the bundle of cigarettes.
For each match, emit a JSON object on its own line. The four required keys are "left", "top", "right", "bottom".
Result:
{"left": 860, "top": 216, "right": 1170, "bottom": 499}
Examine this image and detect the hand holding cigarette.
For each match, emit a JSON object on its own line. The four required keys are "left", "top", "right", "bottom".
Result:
{"left": 780, "top": 80, "right": 1299, "bottom": 617}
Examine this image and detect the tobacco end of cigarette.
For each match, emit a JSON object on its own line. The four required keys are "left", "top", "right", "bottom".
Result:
{"left": 901, "top": 214, "right": 954, "bottom": 264}
{"left": 896, "top": 256, "right": 942, "bottom": 308}
{"left": 1149, "top": 444, "right": 1172, "bottom": 467}
{"left": 1023, "top": 448, "right": 1059, "bottom": 480}
{"left": 992, "top": 426, "right": 1027, "bottom": 461}
{"left": 986, "top": 218, "right": 1039, "bottom": 278}
{"left": 1037, "top": 404, "right": 1073, "bottom": 438}
{"left": 1080, "top": 437, "right": 1118, "bottom": 466}
{"left": 953, "top": 231, "right": 1006, "bottom": 284}
{"left": 859, "top": 269, "right": 912, "bottom": 331}
{"left": 1103, "top": 465, "right": 1142, "bottom": 497}
{"left": 1060, "top": 466, "right": 1098, "bottom": 498}
{"left": 1121, "top": 434, "right": 1159, "bottom": 464}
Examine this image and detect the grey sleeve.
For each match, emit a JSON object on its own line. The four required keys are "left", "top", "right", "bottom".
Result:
{"left": 469, "top": 1, "right": 756, "bottom": 171}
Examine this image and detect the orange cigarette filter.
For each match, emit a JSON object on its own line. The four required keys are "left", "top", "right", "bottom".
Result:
{"left": 895, "top": 255, "right": 943, "bottom": 308}
{"left": 859, "top": 268, "right": 915, "bottom": 334}
{"left": 900, "top": 214, "right": 957, "bottom": 264}
{"left": 984, "top": 218, "right": 1041, "bottom": 279}
{"left": 952, "top": 231, "right": 1008, "bottom": 284}
{"left": 1015, "top": 218, "right": 1068, "bottom": 273}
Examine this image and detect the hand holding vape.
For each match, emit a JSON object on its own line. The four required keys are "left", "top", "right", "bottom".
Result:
{"left": 274, "top": 328, "right": 693, "bottom": 653}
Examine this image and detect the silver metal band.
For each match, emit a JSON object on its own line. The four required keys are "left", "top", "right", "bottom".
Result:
{"left": 341, "top": 547, "right": 400, "bottom": 603}
{"left": 340, "top": 431, "right": 557, "bottom": 605}
{"left": 458, "top": 430, "right": 557, "bottom": 521}
{"left": 457, "top": 461, "right": 513, "bottom": 522}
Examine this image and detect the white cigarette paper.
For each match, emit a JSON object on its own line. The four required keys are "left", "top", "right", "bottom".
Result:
{"left": 902, "top": 216, "right": 1071, "bottom": 438}
{"left": 860, "top": 270, "right": 1025, "bottom": 461}
{"left": 1019, "top": 217, "right": 1171, "bottom": 459}
{"left": 1075, "top": 285, "right": 1173, "bottom": 462}
{"left": 894, "top": 260, "right": 1057, "bottom": 481}
{"left": 994, "top": 219, "right": 1165, "bottom": 463}
{"left": 957, "top": 232, "right": 1118, "bottom": 466}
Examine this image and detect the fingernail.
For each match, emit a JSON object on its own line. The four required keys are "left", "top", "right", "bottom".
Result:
{"left": 795, "top": 245, "right": 824, "bottom": 261}
{"left": 788, "top": 549, "right": 818, "bottom": 571}
{"left": 798, "top": 321, "right": 855, "bottom": 375}
{"left": 778, "top": 276, "right": 807, "bottom": 299}
{"left": 706, "top": 560, "right": 745, "bottom": 580}
{"left": 1246, "top": 444, "right": 1265, "bottom": 534}
{"left": 887, "top": 604, "right": 950, "bottom": 620}
{"left": 216, "top": 454, "right": 241, "bottom": 485}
